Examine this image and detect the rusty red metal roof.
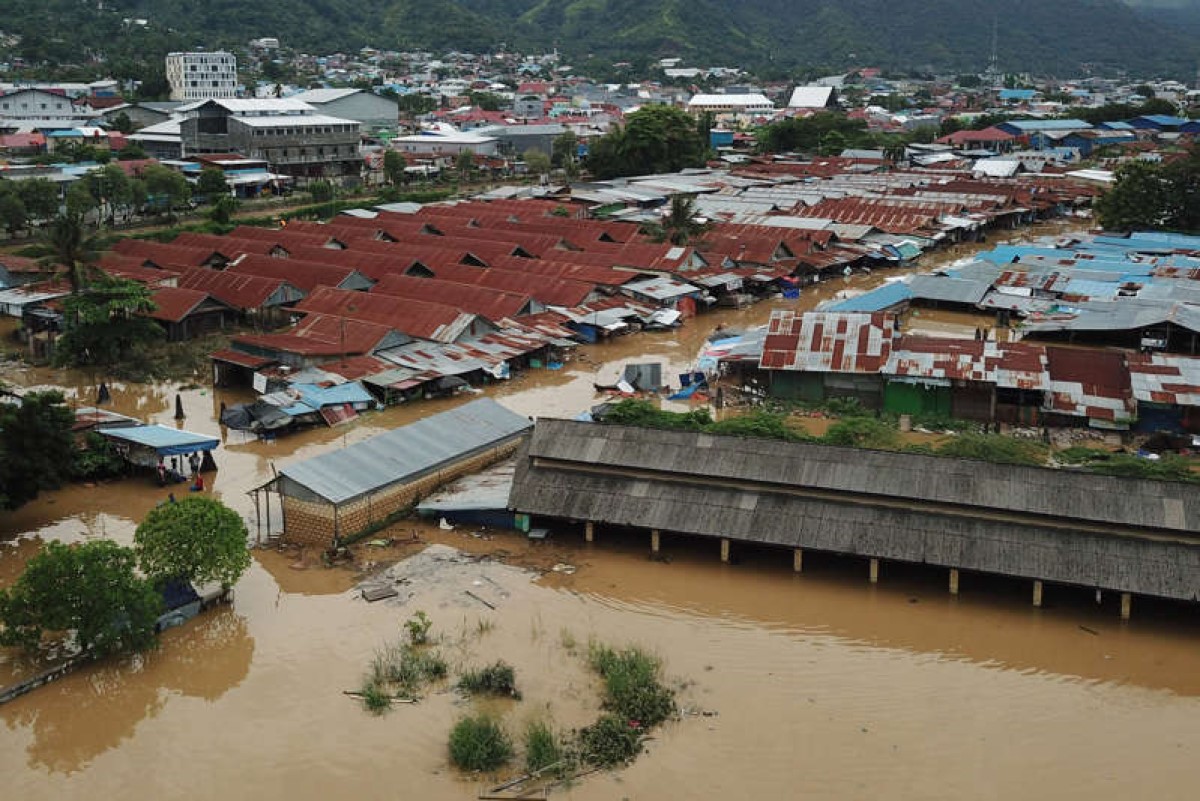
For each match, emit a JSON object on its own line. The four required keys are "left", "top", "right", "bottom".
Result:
{"left": 887, "top": 336, "right": 1049, "bottom": 390}
{"left": 210, "top": 348, "right": 276, "bottom": 369}
{"left": 760, "top": 311, "right": 897, "bottom": 373}
{"left": 296, "top": 285, "right": 481, "bottom": 343}
{"left": 371, "top": 273, "right": 531, "bottom": 320}
{"left": 147, "top": 287, "right": 211, "bottom": 323}
{"left": 1127, "top": 352, "right": 1200, "bottom": 407}
{"left": 232, "top": 313, "right": 395, "bottom": 357}
{"left": 228, "top": 254, "right": 367, "bottom": 292}
{"left": 177, "top": 267, "right": 300, "bottom": 310}
{"left": 1044, "top": 346, "right": 1135, "bottom": 423}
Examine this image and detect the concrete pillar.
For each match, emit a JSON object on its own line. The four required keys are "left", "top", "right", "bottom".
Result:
{"left": 584, "top": 521, "right": 594, "bottom": 543}
{"left": 1032, "top": 580, "right": 1043, "bottom": 608}
{"left": 720, "top": 538, "right": 730, "bottom": 563}
{"left": 650, "top": 529, "right": 660, "bottom": 554}
{"left": 869, "top": 558, "right": 879, "bottom": 584}
{"left": 1120, "top": 592, "right": 1132, "bottom": 621}
{"left": 793, "top": 548, "right": 804, "bottom": 573}
{"left": 949, "top": 568, "right": 960, "bottom": 596}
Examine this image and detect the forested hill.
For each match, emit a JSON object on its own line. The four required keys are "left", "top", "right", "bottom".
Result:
{"left": 3, "top": 0, "right": 1196, "bottom": 77}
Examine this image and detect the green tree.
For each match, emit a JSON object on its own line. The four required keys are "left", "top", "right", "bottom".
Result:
{"left": 0, "top": 190, "right": 27, "bottom": 235}
{"left": 65, "top": 181, "right": 98, "bottom": 219}
{"left": 116, "top": 142, "right": 148, "bottom": 161}
{"left": 551, "top": 129, "right": 577, "bottom": 169}
{"left": 209, "top": 194, "right": 240, "bottom": 225}
{"left": 456, "top": 149, "right": 476, "bottom": 180}
{"left": 0, "top": 390, "right": 76, "bottom": 510}
{"left": 586, "top": 105, "right": 707, "bottom": 180}
{"left": 523, "top": 148, "right": 550, "bottom": 176}
{"left": 308, "top": 180, "right": 335, "bottom": 203}
{"left": 1095, "top": 160, "right": 1169, "bottom": 231}
{"left": 467, "top": 91, "right": 506, "bottom": 111}
{"left": 110, "top": 111, "right": 134, "bottom": 133}
{"left": 134, "top": 496, "right": 251, "bottom": 589}
{"left": 16, "top": 178, "right": 60, "bottom": 220}
{"left": 56, "top": 276, "right": 161, "bottom": 368}
{"left": 141, "top": 163, "right": 191, "bottom": 215}
{"left": 383, "top": 149, "right": 406, "bottom": 186}
{"left": 0, "top": 540, "right": 161, "bottom": 657}
{"left": 44, "top": 212, "right": 97, "bottom": 293}
{"left": 196, "top": 167, "right": 230, "bottom": 201}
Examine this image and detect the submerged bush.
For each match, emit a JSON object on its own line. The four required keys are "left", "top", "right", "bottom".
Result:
{"left": 588, "top": 644, "right": 675, "bottom": 728}
{"left": 578, "top": 714, "right": 643, "bottom": 767}
{"left": 449, "top": 715, "right": 514, "bottom": 772}
{"left": 458, "top": 660, "right": 521, "bottom": 699}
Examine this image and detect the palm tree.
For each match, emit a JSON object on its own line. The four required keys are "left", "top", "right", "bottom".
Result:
{"left": 659, "top": 194, "right": 709, "bottom": 246}
{"left": 44, "top": 212, "right": 98, "bottom": 294}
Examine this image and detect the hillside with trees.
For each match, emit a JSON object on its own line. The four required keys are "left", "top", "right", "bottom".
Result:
{"left": 1, "top": 0, "right": 1195, "bottom": 80}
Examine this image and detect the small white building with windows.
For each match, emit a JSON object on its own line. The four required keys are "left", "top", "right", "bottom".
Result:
{"left": 166, "top": 51, "right": 239, "bottom": 101}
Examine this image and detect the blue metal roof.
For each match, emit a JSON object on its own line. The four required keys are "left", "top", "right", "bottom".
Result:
{"left": 1129, "top": 231, "right": 1200, "bottom": 250}
{"left": 1001, "top": 119, "right": 1092, "bottom": 132}
{"left": 99, "top": 424, "right": 219, "bottom": 456}
{"left": 998, "top": 89, "right": 1036, "bottom": 101}
{"left": 826, "top": 282, "right": 912, "bottom": 312}
{"left": 1098, "top": 121, "right": 1134, "bottom": 130}
{"left": 1134, "top": 115, "right": 1188, "bottom": 127}
{"left": 280, "top": 381, "right": 376, "bottom": 416}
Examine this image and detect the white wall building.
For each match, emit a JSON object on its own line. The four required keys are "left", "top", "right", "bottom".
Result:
{"left": 166, "top": 51, "right": 238, "bottom": 101}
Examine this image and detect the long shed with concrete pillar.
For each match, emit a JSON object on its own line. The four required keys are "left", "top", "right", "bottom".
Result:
{"left": 266, "top": 398, "right": 531, "bottom": 547}
{"left": 508, "top": 419, "right": 1200, "bottom": 604}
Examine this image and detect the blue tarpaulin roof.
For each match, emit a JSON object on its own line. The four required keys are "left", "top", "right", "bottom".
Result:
{"left": 99, "top": 424, "right": 219, "bottom": 456}
{"left": 826, "top": 282, "right": 912, "bottom": 312}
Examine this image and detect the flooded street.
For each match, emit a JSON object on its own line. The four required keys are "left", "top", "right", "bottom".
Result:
{"left": 4, "top": 220, "right": 1200, "bottom": 800}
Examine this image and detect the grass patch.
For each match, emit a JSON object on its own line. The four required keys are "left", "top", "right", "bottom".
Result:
{"left": 449, "top": 715, "right": 514, "bottom": 772}
{"left": 822, "top": 416, "right": 900, "bottom": 450}
{"left": 1086, "top": 453, "right": 1198, "bottom": 482}
{"left": 458, "top": 660, "right": 521, "bottom": 699}
{"left": 936, "top": 433, "right": 1046, "bottom": 466}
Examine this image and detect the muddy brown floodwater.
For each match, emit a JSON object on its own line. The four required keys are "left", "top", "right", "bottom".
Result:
{"left": 4, "top": 220, "right": 1200, "bottom": 800}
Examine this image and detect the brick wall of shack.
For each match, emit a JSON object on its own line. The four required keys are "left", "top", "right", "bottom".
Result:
{"left": 280, "top": 438, "right": 523, "bottom": 547}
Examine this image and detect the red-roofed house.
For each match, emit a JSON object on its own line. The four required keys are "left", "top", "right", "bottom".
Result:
{"left": 147, "top": 287, "right": 238, "bottom": 340}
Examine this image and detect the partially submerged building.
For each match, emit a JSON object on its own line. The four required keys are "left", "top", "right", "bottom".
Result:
{"left": 259, "top": 398, "right": 531, "bottom": 546}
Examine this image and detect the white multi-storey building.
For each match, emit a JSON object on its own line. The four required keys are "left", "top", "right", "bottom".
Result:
{"left": 166, "top": 51, "right": 238, "bottom": 101}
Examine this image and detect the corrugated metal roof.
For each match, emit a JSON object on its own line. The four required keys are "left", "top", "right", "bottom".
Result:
{"left": 1044, "top": 347, "right": 1135, "bottom": 423}
{"left": 907, "top": 274, "right": 991, "bottom": 305}
{"left": 1127, "top": 353, "right": 1200, "bottom": 407}
{"left": 887, "top": 337, "right": 1048, "bottom": 390}
{"left": 278, "top": 398, "right": 531, "bottom": 504}
{"left": 760, "top": 311, "right": 896, "bottom": 373}
{"left": 98, "top": 424, "right": 219, "bottom": 455}
{"left": 824, "top": 282, "right": 912, "bottom": 312}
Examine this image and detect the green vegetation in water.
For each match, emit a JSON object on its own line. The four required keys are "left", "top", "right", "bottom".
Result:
{"left": 405, "top": 610, "right": 433, "bottom": 645}
{"left": 448, "top": 714, "right": 514, "bottom": 773}
{"left": 587, "top": 643, "right": 676, "bottom": 730}
{"left": 458, "top": 660, "right": 522, "bottom": 699}
{"left": 358, "top": 638, "right": 448, "bottom": 713}
{"left": 577, "top": 714, "right": 644, "bottom": 768}
{"left": 523, "top": 720, "right": 567, "bottom": 775}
